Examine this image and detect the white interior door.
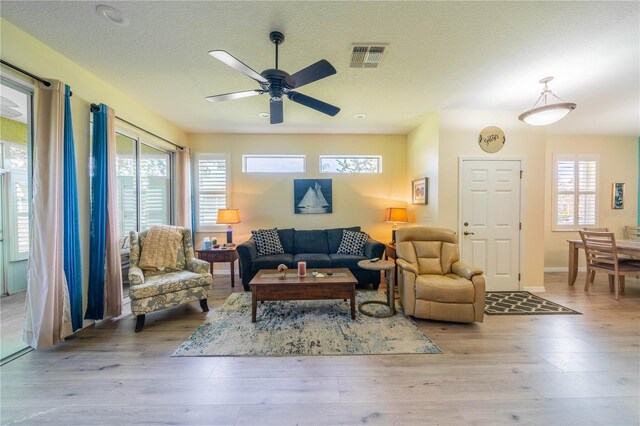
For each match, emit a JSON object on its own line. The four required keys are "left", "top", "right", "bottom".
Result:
{"left": 460, "top": 159, "right": 521, "bottom": 291}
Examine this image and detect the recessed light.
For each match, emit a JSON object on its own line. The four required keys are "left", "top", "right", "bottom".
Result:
{"left": 258, "top": 112, "right": 270, "bottom": 118}
{"left": 96, "top": 5, "right": 129, "bottom": 26}
{"left": 354, "top": 113, "right": 367, "bottom": 119}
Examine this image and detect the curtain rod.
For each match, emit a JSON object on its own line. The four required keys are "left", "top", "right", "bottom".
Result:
{"left": 90, "top": 103, "right": 183, "bottom": 150}
{"left": 0, "top": 59, "right": 72, "bottom": 96}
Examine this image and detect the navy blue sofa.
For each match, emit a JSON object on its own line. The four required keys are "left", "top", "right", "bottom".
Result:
{"left": 237, "top": 227, "right": 385, "bottom": 291}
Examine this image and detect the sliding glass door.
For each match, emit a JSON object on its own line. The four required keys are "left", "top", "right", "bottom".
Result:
{"left": 140, "top": 144, "right": 171, "bottom": 230}
{"left": 1, "top": 77, "right": 33, "bottom": 361}
{"left": 115, "top": 134, "right": 173, "bottom": 238}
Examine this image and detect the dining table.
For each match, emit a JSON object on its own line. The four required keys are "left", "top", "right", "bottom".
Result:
{"left": 567, "top": 238, "right": 640, "bottom": 285}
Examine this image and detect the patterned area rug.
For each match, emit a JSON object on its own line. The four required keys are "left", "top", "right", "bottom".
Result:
{"left": 485, "top": 291, "right": 581, "bottom": 315}
{"left": 174, "top": 291, "right": 441, "bottom": 356}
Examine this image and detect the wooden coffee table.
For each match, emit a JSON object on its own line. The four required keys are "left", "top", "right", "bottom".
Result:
{"left": 249, "top": 268, "right": 358, "bottom": 323}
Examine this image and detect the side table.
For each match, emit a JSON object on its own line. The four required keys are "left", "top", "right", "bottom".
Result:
{"left": 384, "top": 243, "right": 398, "bottom": 286}
{"left": 384, "top": 243, "right": 396, "bottom": 261}
{"left": 357, "top": 259, "right": 396, "bottom": 317}
{"left": 196, "top": 247, "right": 240, "bottom": 287}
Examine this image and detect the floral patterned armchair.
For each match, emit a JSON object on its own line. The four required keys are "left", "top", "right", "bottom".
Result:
{"left": 129, "top": 227, "right": 212, "bottom": 332}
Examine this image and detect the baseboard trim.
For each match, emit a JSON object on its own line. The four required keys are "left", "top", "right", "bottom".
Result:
{"left": 523, "top": 286, "right": 546, "bottom": 293}
{"left": 0, "top": 346, "right": 34, "bottom": 366}
{"left": 544, "top": 267, "right": 586, "bottom": 273}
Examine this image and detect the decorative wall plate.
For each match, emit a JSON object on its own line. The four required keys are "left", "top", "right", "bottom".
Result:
{"left": 478, "top": 126, "right": 506, "bottom": 153}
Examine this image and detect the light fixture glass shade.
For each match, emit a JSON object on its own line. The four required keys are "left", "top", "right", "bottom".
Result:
{"left": 518, "top": 102, "right": 576, "bottom": 126}
{"left": 518, "top": 76, "right": 576, "bottom": 126}
{"left": 384, "top": 207, "right": 408, "bottom": 223}
{"left": 216, "top": 208, "right": 241, "bottom": 224}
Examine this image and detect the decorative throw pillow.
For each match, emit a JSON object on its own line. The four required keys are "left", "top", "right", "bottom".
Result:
{"left": 252, "top": 228, "right": 285, "bottom": 257}
{"left": 337, "top": 230, "right": 369, "bottom": 256}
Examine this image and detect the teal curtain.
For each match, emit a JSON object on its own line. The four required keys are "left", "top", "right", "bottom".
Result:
{"left": 63, "top": 85, "right": 83, "bottom": 330}
{"left": 85, "top": 104, "right": 108, "bottom": 320}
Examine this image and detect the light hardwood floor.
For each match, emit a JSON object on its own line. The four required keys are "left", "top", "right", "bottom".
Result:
{"left": 0, "top": 272, "right": 638, "bottom": 425}
{"left": 0, "top": 291, "right": 28, "bottom": 360}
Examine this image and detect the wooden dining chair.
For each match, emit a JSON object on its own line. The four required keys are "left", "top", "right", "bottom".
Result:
{"left": 581, "top": 228, "right": 608, "bottom": 283}
{"left": 579, "top": 230, "right": 640, "bottom": 300}
{"left": 624, "top": 225, "right": 640, "bottom": 240}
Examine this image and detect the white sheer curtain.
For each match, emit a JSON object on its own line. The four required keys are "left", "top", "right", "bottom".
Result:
{"left": 175, "top": 147, "right": 193, "bottom": 229}
{"left": 23, "top": 80, "right": 73, "bottom": 348}
{"left": 104, "top": 107, "right": 123, "bottom": 317}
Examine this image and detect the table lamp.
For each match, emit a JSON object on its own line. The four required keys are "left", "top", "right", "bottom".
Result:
{"left": 216, "top": 208, "right": 241, "bottom": 244}
{"left": 384, "top": 207, "right": 408, "bottom": 244}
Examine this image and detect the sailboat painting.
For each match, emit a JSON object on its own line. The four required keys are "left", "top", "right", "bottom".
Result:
{"left": 294, "top": 179, "right": 333, "bottom": 214}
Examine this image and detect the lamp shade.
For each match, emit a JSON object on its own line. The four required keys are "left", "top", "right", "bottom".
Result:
{"left": 518, "top": 76, "right": 576, "bottom": 126}
{"left": 518, "top": 103, "right": 576, "bottom": 126}
{"left": 216, "top": 208, "right": 241, "bottom": 224}
{"left": 384, "top": 207, "right": 408, "bottom": 223}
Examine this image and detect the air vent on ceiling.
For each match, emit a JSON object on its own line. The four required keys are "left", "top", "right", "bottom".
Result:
{"left": 350, "top": 43, "right": 388, "bottom": 68}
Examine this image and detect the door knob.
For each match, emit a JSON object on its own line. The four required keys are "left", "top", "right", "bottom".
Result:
{"left": 463, "top": 231, "right": 475, "bottom": 236}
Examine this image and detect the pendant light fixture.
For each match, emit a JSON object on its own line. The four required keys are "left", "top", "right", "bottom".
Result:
{"left": 518, "top": 76, "right": 576, "bottom": 126}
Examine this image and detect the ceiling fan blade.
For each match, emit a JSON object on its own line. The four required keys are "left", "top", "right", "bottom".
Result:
{"left": 285, "top": 59, "right": 337, "bottom": 89}
{"left": 206, "top": 90, "right": 264, "bottom": 103}
{"left": 270, "top": 98, "right": 283, "bottom": 124}
{"left": 287, "top": 91, "right": 340, "bottom": 116}
{"left": 209, "top": 50, "right": 269, "bottom": 85}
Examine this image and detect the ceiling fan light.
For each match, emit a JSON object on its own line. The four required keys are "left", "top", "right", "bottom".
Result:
{"left": 518, "top": 102, "right": 576, "bottom": 126}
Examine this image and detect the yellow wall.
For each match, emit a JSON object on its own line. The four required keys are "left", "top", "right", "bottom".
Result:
{"left": 0, "top": 116, "right": 27, "bottom": 144}
{"left": 410, "top": 110, "right": 547, "bottom": 290}
{"left": 544, "top": 135, "right": 639, "bottom": 269}
{"left": 188, "top": 133, "right": 407, "bottom": 247}
{"left": 1, "top": 19, "right": 186, "bottom": 324}
{"left": 406, "top": 111, "right": 439, "bottom": 225}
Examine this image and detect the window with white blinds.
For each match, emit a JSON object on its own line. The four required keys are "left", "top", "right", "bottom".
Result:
{"left": 140, "top": 145, "right": 171, "bottom": 231}
{"left": 114, "top": 131, "right": 173, "bottom": 238}
{"left": 195, "top": 154, "right": 229, "bottom": 231}
{"left": 242, "top": 155, "right": 305, "bottom": 173}
{"left": 553, "top": 155, "right": 598, "bottom": 230}
{"left": 3, "top": 143, "right": 29, "bottom": 261}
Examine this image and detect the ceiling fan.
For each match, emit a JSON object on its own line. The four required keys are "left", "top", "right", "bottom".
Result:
{"left": 206, "top": 31, "right": 340, "bottom": 124}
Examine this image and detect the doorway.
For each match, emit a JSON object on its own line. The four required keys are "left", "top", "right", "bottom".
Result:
{"left": 459, "top": 158, "right": 522, "bottom": 291}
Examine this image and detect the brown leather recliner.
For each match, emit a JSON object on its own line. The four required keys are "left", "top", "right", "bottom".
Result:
{"left": 396, "top": 227, "right": 485, "bottom": 323}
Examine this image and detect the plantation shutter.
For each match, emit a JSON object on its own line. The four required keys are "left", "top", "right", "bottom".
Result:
{"left": 12, "top": 172, "right": 29, "bottom": 258}
{"left": 140, "top": 175, "right": 168, "bottom": 230}
{"left": 577, "top": 160, "right": 597, "bottom": 225}
{"left": 117, "top": 176, "right": 137, "bottom": 237}
{"left": 553, "top": 155, "right": 598, "bottom": 230}
{"left": 196, "top": 154, "right": 228, "bottom": 230}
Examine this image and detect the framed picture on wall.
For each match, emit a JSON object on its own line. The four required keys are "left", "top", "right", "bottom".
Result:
{"left": 611, "top": 182, "right": 625, "bottom": 209}
{"left": 294, "top": 179, "right": 333, "bottom": 214}
{"left": 412, "top": 178, "right": 428, "bottom": 205}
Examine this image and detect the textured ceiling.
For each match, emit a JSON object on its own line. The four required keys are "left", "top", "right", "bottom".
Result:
{"left": 1, "top": 1, "right": 638, "bottom": 135}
